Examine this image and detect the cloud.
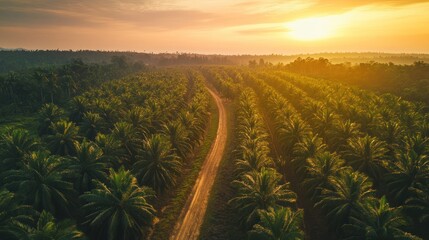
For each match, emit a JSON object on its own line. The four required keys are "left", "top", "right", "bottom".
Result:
{"left": 2, "top": 0, "right": 427, "bottom": 31}
{"left": 0, "top": 0, "right": 216, "bottom": 30}
{"left": 0, "top": 7, "right": 102, "bottom": 27}
{"left": 0, "top": 0, "right": 298, "bottom": 31}
{"left": 310, "top": 0, "right": 429, "bottom": 14}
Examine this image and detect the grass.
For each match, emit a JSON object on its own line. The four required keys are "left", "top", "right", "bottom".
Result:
{"left": 149, "top": 93, "right": 220, "bottom": 240}
{"left": 199, "top": 100, "right": 247, "bottom": 240}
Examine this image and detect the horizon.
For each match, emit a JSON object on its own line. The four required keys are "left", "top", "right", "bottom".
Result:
{"left": 2, "top": 48, "right": 429, "bottom": 57}
{"left": 1, "top": 0, "right": 429, "bottom": 54}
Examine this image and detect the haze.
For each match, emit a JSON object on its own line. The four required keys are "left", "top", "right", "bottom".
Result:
{"left": 1, "top": 0, "right": 429, "bottom": 54}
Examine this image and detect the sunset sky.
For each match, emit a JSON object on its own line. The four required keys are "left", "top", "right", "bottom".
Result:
{"left": 1, "top": 0, "right": 429, "bottom": 54}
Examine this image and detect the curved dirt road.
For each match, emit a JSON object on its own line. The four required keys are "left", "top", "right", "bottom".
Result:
{"left": 170, "top": 88, "right": 227, "bottom": 240}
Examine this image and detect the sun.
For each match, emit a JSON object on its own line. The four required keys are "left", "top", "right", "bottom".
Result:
{"left": 286, "top": 16, "right": 340, "bottom": 41}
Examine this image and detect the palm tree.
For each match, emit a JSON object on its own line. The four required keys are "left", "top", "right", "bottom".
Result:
{"left": 80, "top": 167, "right": 155, "bottom": 240}
{"left": 330, "top": 120, "right": 360, "bottom": 151}
{"left": 302, "top": 152, "right": 348, "bottom": 201}
{"left": 45, "top": 120, "right": 80, "bottom": 156}
{"left": 95, "top": 100, "right": 120, "bottom": 129}
{"left": 385, "top": 150, "right": 429, "bottom": 204}
{"left": 315, "top": 171, "right": 375, "bottom": 231}
{"left": 95, "top": 133, "right": 123, "bottom": 168}
{"left": 419, "top": 120, "right": 429, "bottom": 139}
{"left": 302, "top": 101, "right": 323, "bottom": 120}
{"left": 229, "top": 168, "right": 297, "bottom": 227}
{"left": 291, "top": 134, "right": 326, "bottom": 178}
{"left": 60, "top": 74, "right": 76, "bottom": 99}
{"left": 133, "top": 134, "right": 181, "bottom": 192}
{"left": 162, "top": 121, "right": 191, "bottom": 158}
{"left": 3, "top": 152, "right": 75, "bottom": 216}
{"left": 312, "top": 108, "right": 338, "bottom": 139}
{"left": 0, "top": 128, "right": 40, "bottom": 171}
{"left": 4, "top": 72, "right": 18, "bottom": 107}
{"left": 112, "top": 122, "right": 139, "bottom": 164}
{"left": 46, "top": 71, "right": 59, "bottom": 103}
{"left": 0, "top": 189, "right": 34, "bottom": 240}
{"left": 355, "top": 110, "right": 378, "bottom": 134}
{"left": 37, "top": 103, "right": 64, "bottom": 136}
{"left": 293, "top": 134, "right": 326, "bottom": 161}
{"left": 124, "top": 107, "right": 149, "bottom": 136}
{"left": 343, "top": 197, "right": 419, "bottom": 240}
{"left": 235, "top": 148, "right": 272, "bottom": 174}
{"left": 403, "top": 134, "right": 429, "bottom": 157}
{"left": 68, "top": 96, "right": 88, "bottom": 123}
{"left": 144, "top": 99, "right": 165, "bottom": 130}
{"left": 25, "top": 211, "right": 86, "bottom": 240}
{"left": 344, "top": 135, "right": 388, "bottom": 181}
{"left": 33, "top": 69, "right": 47, "bottom": 104}
{"left": 405, "top": 186, "right": 429, "bottom": 225}
{"left": 377, "top": 121, "right": 404, "bottom": 156}
{"left": 238, "top": 125, "right": 268, "bottom": 152}
{"left": 278, "top": 117, "right": 310, "bottom": 155}
{"left": 178, "top": 110, "right": 206, "bottom": 145}
{"left": 66, "top": 140, "right": 107, "bottom": 193}
{"left": 399, "top": 111, "right": 419, "bottom": 133}
{"left": 80, "top": 112, "right": 104, "bottom": 141}
{"left": 248, "top": 208, "right": 304, "bottom": 240}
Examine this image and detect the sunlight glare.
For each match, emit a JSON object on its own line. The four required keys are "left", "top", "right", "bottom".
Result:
{"left": 286, "top": 16, "right": 340, "bottom": 41}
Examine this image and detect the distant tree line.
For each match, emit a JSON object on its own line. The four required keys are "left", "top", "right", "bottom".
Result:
{"left": 284, "top": 57, "right": 429, "bottom": 107}
{"left": 0, "top": 50, "right": 233, "bottom": 73}
{"left": 0, "top": 56, "right": 146, "bottom": 114}
{"left": 157, "top": 53, "right": 232, "bottom": 66}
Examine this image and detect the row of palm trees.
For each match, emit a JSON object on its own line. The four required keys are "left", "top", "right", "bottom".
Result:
{"left": 277, "top": 70, "right": 426, "bottom": 137}
{"left": 261, "top": 69, "right": 429, "bottom": 223}
{"left": 202, "top": 68, "right": 242, "bottom": 99}
{"left": 228, "top": 89, "right": 304, "bottom": 239}
{"left": 245, "top": 68, "right": 426, "bottom": 239}
{"left": 0, "top": 70, "right": 211, "bottom": 239}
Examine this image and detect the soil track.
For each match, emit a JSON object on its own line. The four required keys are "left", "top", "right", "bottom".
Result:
{"left": 170, "top": 88, "right": 227, "bottom": 240}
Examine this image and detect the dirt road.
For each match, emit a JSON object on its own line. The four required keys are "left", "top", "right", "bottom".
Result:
{"left": 170, "top": 88, "right": 227, "bottom": 240}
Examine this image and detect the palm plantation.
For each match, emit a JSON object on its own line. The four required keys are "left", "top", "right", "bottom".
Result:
{"left": 0, "top": 65, "right": 428, "bottom": 240}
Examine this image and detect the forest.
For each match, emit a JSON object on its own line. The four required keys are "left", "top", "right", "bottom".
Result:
{"left": 1, "top": 54, "right": 429, "bottom": 240}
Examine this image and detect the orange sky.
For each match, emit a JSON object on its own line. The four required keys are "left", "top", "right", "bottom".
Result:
{"left": 1, "top": 0, "right": 429, "bottom": 54}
